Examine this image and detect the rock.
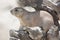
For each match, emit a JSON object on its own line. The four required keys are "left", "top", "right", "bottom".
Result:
{"left": 18, "top": 30, "right": 32, "bottom": 40}
{"left": 17, "top": 0, "right": 43, "bottom": 10}
{"left": 47, "top": 25, "right": 59, "bottom": 40}
{"left": 9, "top": 29, "right": 33, "bottom": 40}
{"left": 9, "top": 30, "right": 19, "bottom": 38}
{"left": 9, "top": 26, "right": 44, "bottom": 40}
{"left": 10, "top": 37, "right": 20, "bottom": 40}
{"left": 25, "top": 27, "right": 43, "bottom": 40}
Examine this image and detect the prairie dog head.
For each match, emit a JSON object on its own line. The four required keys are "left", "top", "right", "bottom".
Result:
{"left": 11, "top": 7, "right": 42, "bottom": 27}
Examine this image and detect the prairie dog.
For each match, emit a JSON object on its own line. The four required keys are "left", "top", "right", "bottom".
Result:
{"left": 11, "top": 7, "right": 42, "bottom": 27}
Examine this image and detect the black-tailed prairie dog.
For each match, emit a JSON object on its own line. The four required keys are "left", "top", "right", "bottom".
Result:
{"left": 11, "top": 7, "right": 54, "bottom": 32}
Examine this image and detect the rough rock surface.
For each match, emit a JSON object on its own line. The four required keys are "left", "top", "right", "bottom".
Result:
{"left": 9, "top": 26, "right": 43, "bottom": 40}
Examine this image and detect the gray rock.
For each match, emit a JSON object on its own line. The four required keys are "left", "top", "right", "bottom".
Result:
{"left": 17, "top": 0, "right": 43, "bottom": 9}
{"left": 47, "top": 25, "right": 59, "bottom": 40}
{"left": 25, "top": 27, "right": 43, "bottom": 40}
{"left": 18, "top": 30, "right": 33, "bottom": 40}
{"left": 9, "top": 30, "right": 19, "bottom": 38}
{"left": 9, "top": 29, "right": 33, "bottom": 40}
{"left": 10, "top": 37, "right": 20, "bottom": 40}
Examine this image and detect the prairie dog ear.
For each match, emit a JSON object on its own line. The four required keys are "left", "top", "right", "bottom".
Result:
{"left": 23, "top": 6, "right": 36, "bottom": 12}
